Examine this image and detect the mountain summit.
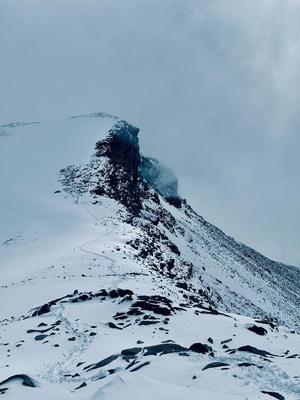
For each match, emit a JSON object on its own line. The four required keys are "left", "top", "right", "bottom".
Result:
{"left": 0, "top": 113, "right": 299, "bottom": 400}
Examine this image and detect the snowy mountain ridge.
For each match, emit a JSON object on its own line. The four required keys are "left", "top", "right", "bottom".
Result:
{"left": 0, "top": 113, "right": 299, "bottom": 399}
{"left": 58, "top": 117, "right": 300, "bottom": 328}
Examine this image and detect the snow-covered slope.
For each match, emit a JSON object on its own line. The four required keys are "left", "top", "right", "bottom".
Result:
{"left": 0, "top": 114, "right": 299, "bottom": 399}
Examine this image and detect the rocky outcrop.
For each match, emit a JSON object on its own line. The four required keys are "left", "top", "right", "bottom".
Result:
{"left": 93, "top": 121, "right": 181, "bottom": 211}
{"left": 60, "top": 120, "right": 182, "bottom": 214}
{"left": 93, "top": 121, "right": 143, "bottom": 214}
{"left": 0, "top": 374, "right": 37, "bottom": 388}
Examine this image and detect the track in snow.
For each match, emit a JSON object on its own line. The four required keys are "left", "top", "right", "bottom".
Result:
{"left": 42, "top": 203, "right": 124, "bottom": 384}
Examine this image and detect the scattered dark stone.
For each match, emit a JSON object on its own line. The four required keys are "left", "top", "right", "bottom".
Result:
{"left": 208, "top": 337, "right": 214, "bottom": 344}
{"left": 127, "top": 309, "right": 144, "bottom": 316}
{"left": 139, "top": 320, "right": 159, "bottom": 326}
{"left": 116, "top": 288, "right": 134, "bottom": 298}
{"left": 202, "top": 362, "right": 229, "bottom": 371}
{"left": 54, "top": 344, "right": 59, "bottom": 347}
{"left": 125, "top": 359, "right": 139, "bottom": 370}
{"left": 109, "top": 289, "right": 120, "bottom": 298}
{"left": 84, "top": 354, "right": 119, "bottom": 371}
{"left": 74, "top": 382, "right": 87, "bottom": 390}
{"left": 196, "top": 305, "right": 232, "bottom": 318}
{"left": 255, "top": 319, "right": 276, "bottom": 329}
{"left": 286, "top": 354, "right": 299, "bottom": 359}
{"left": 130, "top": 295, "right": 175, "bottom": 316}
{"left": 79, "top": 294, "right": 89, "bottom": 301}
{"left": 38, "top": 322, "right": 47, "bottom": 327}
{"left": 32, "top": 303, "right": 51, "bottom": 317}
{"left": 76, "top": 362, "right": 85, "bottom": 367}
{"left": 176, "top": 282, "right": 188, "bottom": 290}
{"left": 113, "top": 312, "right": 128, "bottom": 320}
{"left": 32, "top": 295, "right": 73, "bottom": 317}
{"left": 221, "top": 339, "right": 232, "bottom": 345}
{"left": 95, "top": 289, "right": 108, "bottom": 297}
{"left": 108, "top": 322, "right": 122, "bottom": 330}
{"left": 261, "top": 391, "right": 285, "bottom": 400}
{"left": 189, "top": 343, "right": 213, "bottom": 354}
{"left": 68, "top": 337, "right": 76, "bottom": 341}
{"left": 34, "top": 334, "right": 47, "bottom": 341}
{"left": 89, "top": 332, "right": 97, "bottom": 336}
{"left": 27, "top": 326, "right": 54, "bottom": 334}
{"left": 238, "top": 362, "right": 259, "bottom": 368}
{"left": 107, "top": 369, "right": 116, "bottom": 374}
{"left": 121, "top": 347, "right": 142, "bottom": 357}
{"left": 237, "top": 345, "right": 274, "bottom": 358}
{"left": 130, "top": 361, "right": 150, "bottom": 372}
{"left": 0, "top": 374, "right": 37, "bottom": 388}
{"left": 248, "top": 325, "right": 268, "bottom": 336}
{"left": 143, "top": 315, "right": 159, "bottom": 320}
{"left": 144, "top": 343, "right": 187, "bottom": 356}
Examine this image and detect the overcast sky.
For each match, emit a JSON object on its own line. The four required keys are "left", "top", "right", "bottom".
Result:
{"left": 1, "top": 0, "right": 299, "bottom": 266}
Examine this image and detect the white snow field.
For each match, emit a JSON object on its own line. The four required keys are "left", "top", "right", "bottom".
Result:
{"left": 0, "top": 113, "right": 299, "bottom": 399}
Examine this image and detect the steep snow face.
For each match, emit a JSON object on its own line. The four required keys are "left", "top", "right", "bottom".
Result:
{"left": 0, "top": 114, "right": 299, "bottom": 400}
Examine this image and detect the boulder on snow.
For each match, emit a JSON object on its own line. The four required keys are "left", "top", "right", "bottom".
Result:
{"left": 34, "top": 334, "right": 47, "bottom": 341}
{"left": 261, "top": 391, "right": 285, "bottom": 400}
{"left": 0, "top": 374, "right": 37, "bottom": 388}
{"left": 74, "top": 382, "right": 87, "bottom": 390}
{"left": 189, "top": 343, "right": 213, "bottom": 354}
{"left": 237, "top": 345, "right": 274, "bottom": 357}
{"left": 121, "top": 347, "right": 142, "bottom": 357}
{"left": 247, "top": 324, "right": 268, "bottom": 336}
{"left": 84, "top": 354, "right": 119, "bottom": 372}
{"left": 130, "top": 361, "right": 150, "bottom": 372}
{"left": 144, "top": 343, "right": 187, "bottom": 356}
{"left": 202, "top": 362, "right": 229, "bottom": 371}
